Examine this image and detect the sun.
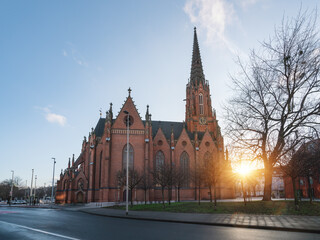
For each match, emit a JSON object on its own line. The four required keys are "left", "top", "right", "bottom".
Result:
{"left": 237, "top": 165, "right": 252, "bottom": 176}
{"left": 233, "top": 162, "right": 255, "bottom": 177}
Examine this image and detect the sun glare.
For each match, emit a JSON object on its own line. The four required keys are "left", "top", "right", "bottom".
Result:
{"left": 233, "top": 162, "right": 255, "bottom": 177}
{"left": 237, "top": 165, "right": 251, "bottom": 176}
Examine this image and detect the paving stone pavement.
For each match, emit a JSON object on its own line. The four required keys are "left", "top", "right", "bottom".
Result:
{"left": 80, "top": 208, "right": 320, "bottom": 234}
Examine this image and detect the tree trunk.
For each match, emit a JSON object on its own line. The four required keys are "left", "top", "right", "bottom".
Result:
{"left": 213, "top": 183, "right": 217, "bottom": 210}
{"left": 307, "top": 175, "right": 313, "bottom": 204}
{"left": 292, "top": 177, "right": 299, "bottom": 210}
{"left": 209, "top": 185, "right": 212, "bottom": 203}
{"left": 198, "top": 184, "right": 201, "bottom": 205}
{"left": 161, "top": 188, "right": 165, "bottom": 208}
{"left": 144, "top": 189, "right": 147, "bottom": 205}
{"left": 130, "top": 188, "right": 133, "bottom": 206}
{"left": 168, "top": 187, "right": 171, "bottom": 205}
{"left": 178, "top": 187, "right": 180, "bottom": 202}
{"left": 262, "top": 167, "right": 272, "bottom": 201}
{"left": 241, "top": 179, "right": 246, "bottom": 206}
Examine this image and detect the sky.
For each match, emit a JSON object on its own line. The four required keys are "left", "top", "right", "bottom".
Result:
{"left": 1, "top": 0, "right": 319, "bottom": 187}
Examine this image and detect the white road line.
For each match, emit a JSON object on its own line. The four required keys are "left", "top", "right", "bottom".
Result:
{"left": 0, "top": 220, "right": 81, "bottom": 240}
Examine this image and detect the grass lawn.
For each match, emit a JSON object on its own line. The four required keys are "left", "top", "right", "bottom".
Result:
{"left": 108, "top": 201, "right": 320, "bottom": 216}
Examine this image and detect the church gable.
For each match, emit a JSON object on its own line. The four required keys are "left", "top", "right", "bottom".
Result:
{"left": 174, "top": 127, "right": 194, "bottom": 166}
{"left": 199, "top": 129, "right": 218, "bottom": 160}
{"left": 153, "top": 128, "right": 170, "bottom": 149}
{"left": 112, "top": 91, "right": 144, "bottom": 130}
{"left": 176, "top": 127, "right": 193, "bottom": 150}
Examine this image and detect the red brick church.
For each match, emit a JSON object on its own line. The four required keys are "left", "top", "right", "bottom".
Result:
{"left": 56, "top": 28, "right": 235, "bottom": 204}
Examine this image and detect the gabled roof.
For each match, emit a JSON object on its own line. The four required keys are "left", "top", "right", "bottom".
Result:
{"left": 149, "top": 121, "right": 184, "bottom": 140}
{"left": 93, "top": 118, "right": 205, "bottom": 141}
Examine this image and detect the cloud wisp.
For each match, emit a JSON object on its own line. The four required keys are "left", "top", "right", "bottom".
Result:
{"left": 183, "top": 0, "right": 246, "bottom": 56}
{"left": 62, "top": 42, "right": 88, "bottom": 67}
{"left": 36, "top": 107, "right": 67, "bottom": 126}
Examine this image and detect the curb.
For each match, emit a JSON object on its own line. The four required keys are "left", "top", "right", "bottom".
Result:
{"left": 79, "top": 209, "right": 320, "bottom": 235}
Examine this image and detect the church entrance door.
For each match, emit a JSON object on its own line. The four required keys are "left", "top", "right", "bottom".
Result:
{"left": 77, "top": 192, "right": 84, "bottom": 203}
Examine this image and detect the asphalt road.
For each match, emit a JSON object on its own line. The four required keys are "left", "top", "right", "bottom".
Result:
{"left": 0, "top": 207, "right": 319, "bottom": 240}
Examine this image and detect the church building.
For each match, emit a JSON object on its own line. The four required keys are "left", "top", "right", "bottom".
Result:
{"left": 56, "top": 28, "right": 235, "bottom": 204}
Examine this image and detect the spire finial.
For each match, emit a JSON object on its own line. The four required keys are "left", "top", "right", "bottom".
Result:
{"left": 128, "top": 87, "right": 132, "bottom": 97}
{"left": 109, "top": 102, "right": 113, "bottom": 121}
{"left": 99, "top": 108, "right": 102, "bottom": 118}
{"left": 145, "top": 105, "right": 150, "bottom": 122}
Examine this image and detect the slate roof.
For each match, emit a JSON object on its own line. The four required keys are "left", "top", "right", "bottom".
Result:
{"left": 94, "top": 118, "right": 106, "bottom": 137}
{"left": 93, "top": 118, "right": 205, "bottom": 141}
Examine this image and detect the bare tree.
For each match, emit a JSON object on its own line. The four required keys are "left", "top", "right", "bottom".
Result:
{"left": 152, "top": 162, "right": 171, "bottom": 207}
{"left": 280, "top": 149, "right": 306, "bottom": 208}
{"left": 172, "top": 165, "right": 186, "bottom": 202}
{"left": 116, "top": 169, "right": 142, "bottom": 205}
{"left": 293, "top": 140, "right": 320, "bottom": 203}
{"left": 191, "top": 161, "right": 206, "bottom": 205}
{"left": 203, "top": 156, "right": 223, "bottom": 209}
{"left": 139, "top": 169, "right": 153, "bottom": 204}
{"left": 225, "top": 10, "right": 320, "bottom": 201}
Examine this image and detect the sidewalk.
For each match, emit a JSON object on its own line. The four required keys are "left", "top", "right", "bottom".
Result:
{"left": 80, "top": 207, "right": 320, "bottom": 234}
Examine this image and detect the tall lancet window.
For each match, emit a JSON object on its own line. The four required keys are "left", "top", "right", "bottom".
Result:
{"left": 199, "top": 94, "right": 204, "bottom": 115}
{"left": 180, "top": 151, "right": 190, "bottom": 187}
{"left": 122, "top": 144, "right": 134, "bottom": 170}
{"left": 155, "top": 151, "right": 165, "bottom": 170}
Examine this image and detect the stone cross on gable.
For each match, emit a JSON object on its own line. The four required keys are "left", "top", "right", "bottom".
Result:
{"left": 128, "top": 87, "right": 132, "bottom": 97}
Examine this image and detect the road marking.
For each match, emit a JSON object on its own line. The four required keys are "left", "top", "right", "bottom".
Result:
{"left": 0, "top": 220, "right": 81, "bottom": 240}
{"left": 0, "top": 211, "right": 17, "bottom": 214}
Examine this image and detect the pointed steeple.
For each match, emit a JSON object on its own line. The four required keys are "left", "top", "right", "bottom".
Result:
{"left": 190, "top": 27, "right": 205, "bottom": 86}
{"left": 145, "top": 105, "right": 150, "bottom": 122}
{"left": 109, "top": 102, "right": 113, "bottom": 121}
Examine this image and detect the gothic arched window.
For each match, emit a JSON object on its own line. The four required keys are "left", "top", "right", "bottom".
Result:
{"left": 78, "top": 179, "right": 84, "bottom": 191}
{"left": 199, "top": 94, "right": 204, "bottom": 115}
{"left": 122, "top": 144, "right": 134, "bottom": 170}
{"left": 155, "top": 151, "right": 165, "bottom": 170}
{"left": 180, "top": 151, "right": 190, "bottom": 187}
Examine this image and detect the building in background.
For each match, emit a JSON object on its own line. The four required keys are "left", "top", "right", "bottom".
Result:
{"left": 283, "top": 139, "right": 320, "bottom": 199}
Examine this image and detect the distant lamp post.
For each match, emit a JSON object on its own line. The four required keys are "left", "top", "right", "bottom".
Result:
{"left": 10, "top": 170, "right": 14, "bottom": 205}
{"left": 124, "top": 110, "right": 130, "bottom": 216}
{"left": 34, "top": 175, "right": 37, "bottom": 202}
{"left": 51, "top": 157, "right": 56, "bottom": 204}
{"left": 30, "top": 169, "right": 34, "bottom": 205}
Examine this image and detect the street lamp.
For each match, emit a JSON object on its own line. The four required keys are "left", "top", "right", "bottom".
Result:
{"left": 51, "top": 157, "right": 56, "bottom": 204}
{"left": 124, "top": 110, "right": 130, "bottom": 216}
{"left": 34, "top": 175, "right": 37, "bottom": 203}
{"left": 30, "top": 169, "right": 34, "bottom": 205}
{"left": 10, "top": 170, "right": 14, "bottom": 205}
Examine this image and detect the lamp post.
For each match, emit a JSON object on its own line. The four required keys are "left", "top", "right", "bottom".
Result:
{"left": 10, "top": 170, "right": 14, "bottom": 205}
{"left": 124, "top": 110, "right": 130, "bottom": 215}
{"left": 51, "top": 158, "right": 56, "bottom": 204}
{"left": 25, "top": 180, "right": 27, "bottom": 199}
{"left": 34, "top": 175, "right": 37, "bottom": 204}
{"left": 30, "top": 169, "right": 34, "bottom": 205}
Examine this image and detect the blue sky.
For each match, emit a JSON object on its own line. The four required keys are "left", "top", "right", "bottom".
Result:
{"left": 1, "top": 0, "right": 319, "bottom": 187}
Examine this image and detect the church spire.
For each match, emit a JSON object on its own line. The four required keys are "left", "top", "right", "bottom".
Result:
{"left": 190, "top": 27, "right": 205, "bottom": 86}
